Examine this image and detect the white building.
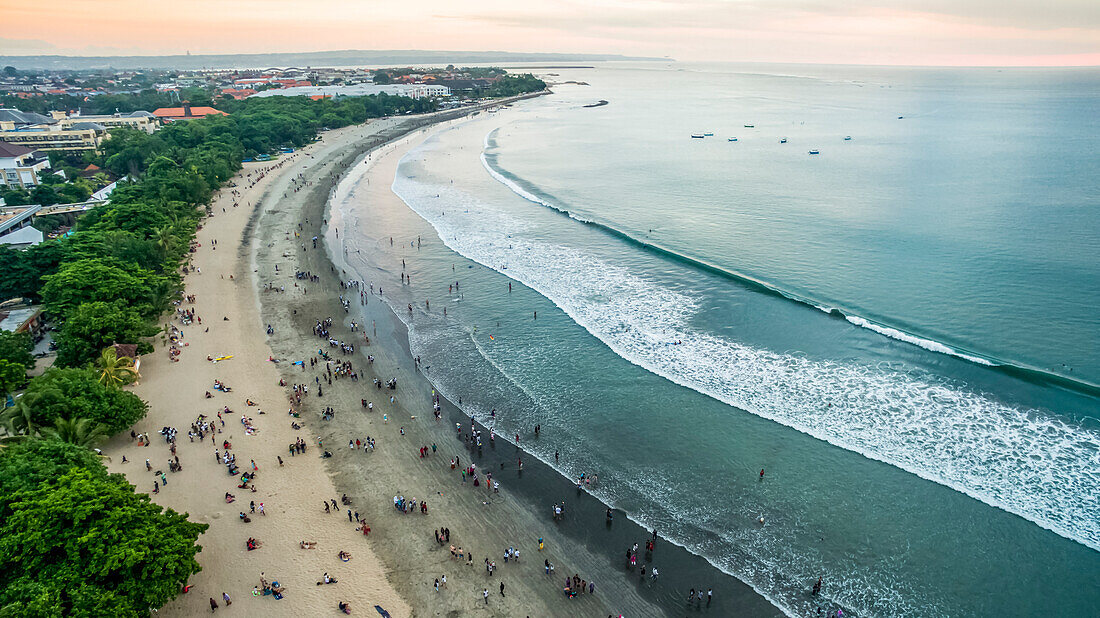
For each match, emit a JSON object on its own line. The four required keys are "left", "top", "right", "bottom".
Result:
{"left": 0, "top": 141, "right": 50, "bottom": 188}
{"left": 251, "top": 83, "right": 450, "bottom": 100}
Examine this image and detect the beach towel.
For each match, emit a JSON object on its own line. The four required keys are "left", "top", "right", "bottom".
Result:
{"left": 374, "top": 606, "right": 391, "bottom": 618}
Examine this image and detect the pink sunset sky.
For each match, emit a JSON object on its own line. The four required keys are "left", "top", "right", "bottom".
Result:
{"left": 1, "top": 0, "right": 1098, "bottom": 66}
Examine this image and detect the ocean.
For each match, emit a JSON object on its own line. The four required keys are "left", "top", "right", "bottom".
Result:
{"left": 334, "top": 63, "right": 1100, "bottom": 616}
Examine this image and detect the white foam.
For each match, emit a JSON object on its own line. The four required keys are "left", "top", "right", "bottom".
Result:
{"left": 389, "top": 135, "right": 1100, "bottom": 616}
{"left": 845, "top": 315, "right": 996, "bottom": 366}
{"left": 393, "top": 144, "right": 1100, "bottom": 552}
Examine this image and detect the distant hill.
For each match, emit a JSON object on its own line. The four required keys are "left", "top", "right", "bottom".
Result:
{"left": 0, "top": 49, "right": 664, "bottom": 71}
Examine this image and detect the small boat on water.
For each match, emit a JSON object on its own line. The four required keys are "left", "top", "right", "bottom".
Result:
{"left": 808, "top": 149, "right": 820, "bottom": 155}
{"left": 728, "top": 137, "right": 738, "bottom": 142}
{"left": 779, "top": 137, "right": 787, "bottom": 143}
{"left": 744, "top": 124, "right": 754, "bottom": 128}
{"left": 844, "top": 136, "right": 852, "bottom": 141}
{"left": 703, "top": 132, "right": 714, "bottom": 136}
{"left": 691, "top": 133, "right": 705, "bottom": 139}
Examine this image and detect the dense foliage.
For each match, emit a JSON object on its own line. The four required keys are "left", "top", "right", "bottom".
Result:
{"left": 487, "top": 74, "right": 547, "bottom": 97}
{"left": 21, "top": 367, "right": 147, "bottom": 434}
{"left": 55, "top": 302, "right": 157, "bottom": 368}
{"left": 0, "top": 331, "right": 34, "bottom": 371}
{"left": 0, "top": 87, "right": 212, "bottom": 116}
{"left": 0, "top": 464, "right": 207, "bottom": 617}
{"left": 0, "top": 86, "right": 521, "bottom": 613}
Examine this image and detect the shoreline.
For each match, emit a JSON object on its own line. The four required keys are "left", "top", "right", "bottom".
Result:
{"left": 279, "top": 106, "right": 783, "bottom": 614}
{"left": 102, "top": 88, "right": 780, "bottom": 617}
{"left": 98, "top": 96, "right": 547, "bottom": 617}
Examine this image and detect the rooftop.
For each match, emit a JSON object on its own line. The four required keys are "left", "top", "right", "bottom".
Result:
{"left": 152, "top": 106, "right": 228, "bottom": 119}
{"left": 0, "top": 141, "right": 37, "bottom": 158}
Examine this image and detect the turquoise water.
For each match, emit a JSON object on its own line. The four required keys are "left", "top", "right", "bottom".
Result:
{"left": 336, "top": 64, "right": 1100, "bottom": 616}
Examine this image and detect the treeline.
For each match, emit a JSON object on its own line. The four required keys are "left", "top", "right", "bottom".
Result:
{"left": 486, "top": 74, "right": 547, "bottom": 97}
{"left": 0, "top": 92, "right": 428, "bottom": 615}
{"left": 0, "top": 87, "right": 215, "bottom": 115}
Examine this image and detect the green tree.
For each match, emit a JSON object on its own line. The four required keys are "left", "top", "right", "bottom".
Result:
{"left": 0, "top": 186, "right": 32, "bottom": 206}
{"left": 21, "top": 367, "right": 147, "bottom": 434}
{"left": 55, "top": 301, "right": 155, "bottom": 368}
{"left": 0, "top": 469, "right": 207, "bottom": 617}
{"left": 40, "top": 258, "right": 161, "bottom": 319}
{"left": 0, "top": 398, "right": 40, "bottom": 441}
{"left": 0, "top": 359, "right": 24, "bottom": 402}
{"left": 29, "top": 184, "right": 60, "bottom": 206}
{"left": 95, "top": 347, "right": 138, "bottom": 388}
{"left": 0, "top": 438, "right": 104, "bottom": 513}
{"left": 0, "top": 330, "right": 34, "bottom": 370}
{"left": 42, "top": 417, "right": 108, "bottom": 448}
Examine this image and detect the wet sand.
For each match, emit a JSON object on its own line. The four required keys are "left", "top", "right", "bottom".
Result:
{"left": 255, "top": 112, "right": 782, "bottom": 615}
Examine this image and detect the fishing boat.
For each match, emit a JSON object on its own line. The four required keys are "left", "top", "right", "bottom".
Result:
{"left": 808, "top": 149, "right": 820, "bottom": 155}
{"left": 728, "top": 137, "right": 738, "bottom": 142}
{"left": 744, "top": 124, "right": 754, "bottom": 128}
{"left": 844, "top": 136, "right": 852, "bottom": 141}
{"left": 691, "top": 133, "right": 705, "bottom": 139}
{"left": 703, "top": 132, "right": 714, "bottom": 136}
{"left": 779, "top": 137, "right": 787, "bottom": 143}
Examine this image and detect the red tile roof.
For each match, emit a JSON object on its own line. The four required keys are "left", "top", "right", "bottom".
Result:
{"left": 152, "top": 106, "right": 228, "bottom": 119}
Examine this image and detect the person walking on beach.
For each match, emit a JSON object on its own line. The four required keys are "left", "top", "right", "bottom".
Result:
{"left": 500, "top": 581, "right": 505, "bottom": 597}
{"left": 483, "top": 588, "right": 489, "bottom": 604}
{"left": 209, "top": 597, "right": 218, "bottom": 612}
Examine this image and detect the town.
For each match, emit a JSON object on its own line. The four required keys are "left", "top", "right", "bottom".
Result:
{"left": 0, "top": 64, "right": 543, "bottom": 250}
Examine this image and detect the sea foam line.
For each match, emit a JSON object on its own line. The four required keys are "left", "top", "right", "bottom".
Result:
{"left": 479, "top": 131, "right": 1005, "bottom": 371}
{"left": 392, "top": 141, "right": 1100, "bottom": 558}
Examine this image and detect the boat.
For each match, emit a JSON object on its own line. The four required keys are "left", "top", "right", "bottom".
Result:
{"left": 690, "top": 133, "right": 705, "bottom": 139}
{"left": 703, "top": 132, "right": 714, "bottom": 136}
{"left": 744, "top": 124, "right": 754, "bottom": 128}
{"left": 844, "top": 136, "right": 852, "bottom": 141}
{"left": 779, "top": 137, "right": 787, "bottom": 143}
{"left": 728, "top": 137, "right": 738, "bottom": 142}
{"left": 808, "top": 149, "right": 820, "bottom": 155}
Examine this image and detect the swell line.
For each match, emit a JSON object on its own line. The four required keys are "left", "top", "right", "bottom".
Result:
{"left": 478, "top": 135, "right": 1100, "bottom": 398}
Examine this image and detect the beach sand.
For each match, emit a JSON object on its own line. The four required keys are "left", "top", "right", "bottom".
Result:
{"left": 102, "top": 119, "right": 414, "bottom": 617}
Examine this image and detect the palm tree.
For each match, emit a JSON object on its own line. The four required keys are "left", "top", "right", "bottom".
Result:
{"left": 153, "top": 224, "right": 178, "bottom": 259}
{"left": 96, "top": 347, "right": 139, "bottom": 387}
{"left": 0, "top": 398, "right": 40, "bottom": 443}
{"left": 43, "top": 417, "right": 108, "bottom": 448}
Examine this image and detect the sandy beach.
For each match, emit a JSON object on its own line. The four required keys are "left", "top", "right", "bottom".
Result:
{"left": 102, "top": 91, "right": 776, "bottom": 617}
{"left": 102, "top": 118, "right": 415, "bottom": 617}
{"left": 98, "top": 93, "right": 632, "bottom": 617}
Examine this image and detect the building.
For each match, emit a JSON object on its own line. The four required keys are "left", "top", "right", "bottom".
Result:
{"left": 0, "top": 204, "right": 44, "bottom": 249}
{"left": 251, "top": 83, "right": 450, "bottom": 100}
{"left": 0, "top": 108, "right": 53, "bottom": 129}
{"left": 0, "top": 300, "right": 45, "bottom": 335}
{"left": 0, "top": 122, "right": 107, "bottom": 152}
{"left": 152, "top": 103, "right": 229, "bottom": 122}
{"left": 0, "top": 142, "right": 51, "bottom": 188}
{"left": 52, "top": 110, "right": 157, "bottom": 134}
{"left": 219, "top": 88, "right": 256, "bottom": 100}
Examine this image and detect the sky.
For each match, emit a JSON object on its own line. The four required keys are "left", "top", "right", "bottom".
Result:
{"left": 1, "top": 0, "right": 1098, "bottom": 66}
